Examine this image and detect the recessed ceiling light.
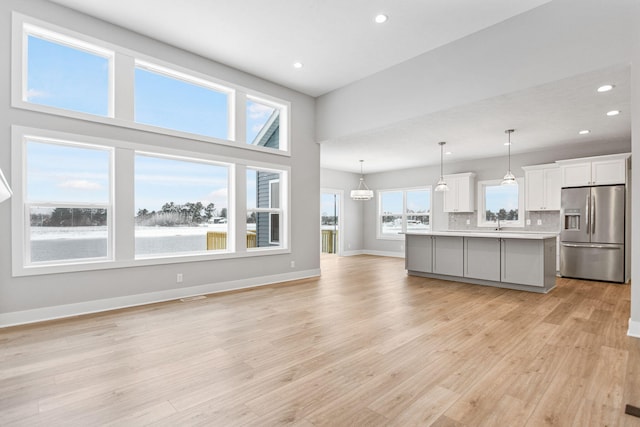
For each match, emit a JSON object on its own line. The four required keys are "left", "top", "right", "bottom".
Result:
{"left": 606, "top": 110, "right": 620, "bottom": 116}
{"left": 579, "top": 130, "right": 590, "bottom": 135}
{"left": 445, "top": 151, "right": 452, "bottom": 155}
{"left": 597, "top": 84, "right": 614, "bottom": 92}
{"left": 293, "top": 62, "right": 303, "bottom": 69}
{"left": 374, "top": 14, "right": 388, "bottom": 24}
{"left": 504, "top": 142, "right": 512, "bottom": 146}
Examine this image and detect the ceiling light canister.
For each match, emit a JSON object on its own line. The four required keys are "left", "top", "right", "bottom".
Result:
{"left": 293, "top": 62, "right": 303, "bottom": 69}
{"left": 374, "top": 14, "right": 388, "bottom": 24}
{"left": 606, "top": 110, "right": 620, "bottom": 116}
{"left": 579, "top": 130, "right": 590, "bottom": 135}
{"left": 597, "top": 84, "right": 614, "bottom": 92}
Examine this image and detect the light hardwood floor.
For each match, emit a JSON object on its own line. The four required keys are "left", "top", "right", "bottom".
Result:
{"left": 1, "top": 254, "right": 639, "bottom": 426}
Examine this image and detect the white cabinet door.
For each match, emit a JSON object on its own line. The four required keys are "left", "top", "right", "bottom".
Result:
{"left": 561, "top": 162, "right": 591, "bottom": 187}
{"left": 525, "top": 169, "right": 545, "bottom": 210}
{"left": 591, "top": 158, "right": 626, "bottom": 185}
{"left": 443, "top": 173, "right": 475, "bottom": 213}
{"left": 544, "top": 167, "right": 561, "bottom": 210}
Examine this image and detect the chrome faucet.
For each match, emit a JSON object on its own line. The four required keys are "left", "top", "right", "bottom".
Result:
{"left": 495, "top": 218, "right": 502, "bottom": 231}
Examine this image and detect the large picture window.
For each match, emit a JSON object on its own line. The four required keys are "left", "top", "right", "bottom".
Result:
{"left": 477, "top": 179, "right": 524, "bottom": 228}
{"left": 13, "top": 15, "right": 291, "bottom": 155}
{"left": 24, "top": 26, "right": 112, "bottom": 116}
{"left": 25, "top": 138, "right": 112, "bottom": 264}
{"left": 378, "top": 188, "right": 431, "bottom": 239}
{"left": 247, "top": 168, "right": 286, "bottom": 249}
{"left": 134, "top": 63, "right": 231, "bottom": 140}
{"left": 134, "top": 154, "right": 230, "bottom": 258}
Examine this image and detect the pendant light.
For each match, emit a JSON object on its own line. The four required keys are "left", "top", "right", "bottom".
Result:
{"left": 434, "top": 141, "right": 449, "bottom": 192}
{"left": 501, "top": 129, "right": 517, "bottom": 186}
{"left": 350, "top": 160, "right": 374, "bottom": 201}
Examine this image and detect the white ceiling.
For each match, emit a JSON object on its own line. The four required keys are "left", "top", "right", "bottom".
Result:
{"left": 321, "top": 65, "right": 631, "bottom": 173}
{"left": 49, "top": 0, "right": 551, "bottom": 97}
{"left": 48, "top": 0, "right": 631, "bottom": 174}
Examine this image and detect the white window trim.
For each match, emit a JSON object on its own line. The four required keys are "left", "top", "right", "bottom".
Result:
{"left": 476, "top": 178, "right": 525, "bottom": 228}
{"left": 11, "top": 12, "right": 291, "bottom": 157}
{"left": 246, "top": 169, "right": 288, "bottom": 251}
{"left": 268, "top": 179, "right": 280, "bottom": 245}
{"left": 377, "top": 186, "right": 432, "bottom": 240}
{"left": 11, "top": 125, "right": 291, "bottom": 277}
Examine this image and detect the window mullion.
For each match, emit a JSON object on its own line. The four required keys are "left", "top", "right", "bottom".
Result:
{"left": 235, "top": 164, "right": 247, "bottom": 253}
{"left": 114, "top": 148, "right": 134, "bottom": 261}
{"left": 113, "top": 52, "right": 135, "bottom": 121}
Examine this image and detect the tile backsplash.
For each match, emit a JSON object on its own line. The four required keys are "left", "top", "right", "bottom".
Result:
{"left": 447, "top": 210, "right": 560, "bottom": 233}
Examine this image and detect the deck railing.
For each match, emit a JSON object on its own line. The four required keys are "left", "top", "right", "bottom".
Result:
{"left": 206, "top": 231, "right": 257, "bottom": 250}
{"left": 322, "top": 229, "right": 338, "bottom": 254}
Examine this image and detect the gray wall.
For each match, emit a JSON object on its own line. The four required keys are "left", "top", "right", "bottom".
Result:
{"left": 316, "top": 0, "right": 635, "bottom": 142}
{"left": 0, "top": 0, "right": 319, "bottom": 319}
{"left": 360, "top": 138, "right": 631, "bottom": 255}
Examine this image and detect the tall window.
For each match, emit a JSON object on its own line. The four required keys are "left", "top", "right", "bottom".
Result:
{"left": 246, "top": 97, "right": 282, "bottom": 150}
{"left": 477, "top": 179, "right": 524, "bottom": 227}
{"left": 25, "top": 138, "right": 112, "bottom": 264}
{"left": 247, "top": 168, "right": 285, "bottom": 249}
{"left": 134, "top": 154, "right": 230, "bottom": 257}
{"left": 378, "top": 188, "right": 431, "bottom": 238}
{"left": 135, "top": 63, "right": 231, "bottom": 140}
{"left": 25, "top": 27, "right": 112, "bottom": 116}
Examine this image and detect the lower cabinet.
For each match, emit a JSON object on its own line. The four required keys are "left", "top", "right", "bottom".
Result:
{"left": 464, "top": 237, "right": 501, "bottom": 281}
{"left": 501, "top": 239, "right": 544, "bottom": 287}
{"left": 433, "top": 236, "right": 464, "bottom": 276}
{"left": 405, "top": 234, "right": 433, "bottom": 273}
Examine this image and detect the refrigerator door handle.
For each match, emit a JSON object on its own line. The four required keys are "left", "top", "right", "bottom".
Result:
{"left": 592, "top": 193, "right": 596, "bottom": 235}
{"left": 561, "top": 243, "right": 621, "bottom": 250}
{"left": 585, "top": 193, "right": 590, "bottom": 232}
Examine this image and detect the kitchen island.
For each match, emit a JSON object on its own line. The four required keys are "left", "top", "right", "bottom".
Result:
{"left": 405, "top": 231, "right": 557, "bottom": 293}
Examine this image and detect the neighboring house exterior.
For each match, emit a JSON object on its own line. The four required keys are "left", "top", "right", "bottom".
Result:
{"left": 254, "top": 110, "right": 280, "bottom": 247}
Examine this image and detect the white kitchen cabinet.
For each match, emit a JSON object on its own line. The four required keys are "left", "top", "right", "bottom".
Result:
{"left": 523, "top": 164, "right": 560, "bottom": 211}
{"left": 443, "top": 173, "right": 476, "bottom": 213}
{"left": 557, "top": 154, "right": 629, "bottom": 187}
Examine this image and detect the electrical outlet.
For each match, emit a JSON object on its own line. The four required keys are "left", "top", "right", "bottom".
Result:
{"left": 176, "top": 273, "right": 183, "bottom": 283}
{"left": 537, "top": 219, "right": 542, "bottom": 225}
{"left": 526, "top": 219, "right": 531, "bottom": 225}
{"left": 290, "top": 261, "right": 295, "bottom": 268}
{"left": 348, "top": 243, "right": 351, "bottom": 249}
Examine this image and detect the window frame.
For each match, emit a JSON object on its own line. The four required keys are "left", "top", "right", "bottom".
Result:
{"left": 12, "top": 12, "right": 291, "bottom": 157}
{"left": 12, "top": 125, "right": 291, "bottom": 277}
{"left": 268, "top": 179, "right": 281, "bottom": 245}
{"left": 246, "top": 168, "right": 288, "bottom": 251}
{"left": 377, "top": 186, "right": 432, "bottom": 240}
{"left": 133, "top": 151, "right": 234, "bottom": 259}
{"left": 476, "top": 178, "right": 525, "bottom": 228}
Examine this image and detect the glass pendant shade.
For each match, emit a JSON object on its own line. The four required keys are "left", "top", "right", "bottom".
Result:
{"left": 501, "top": 129, "right": 517, "bottom": 186}
{"left": 0, "top": 168, "right": 12, "bottom": 203}
{"left": 434, "top": 141, "right": 449, "bottom": 192}
{"left": 350, "top": 160, "right": 374, "bottom": 201}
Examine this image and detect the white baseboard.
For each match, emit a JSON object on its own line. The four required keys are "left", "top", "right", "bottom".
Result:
{"left": 628, "top": 318, "right": 640, "bottom": 338}
{"left": 362, "top": 250, "right": 405, "bottom": 258}
{"left": 0, "top": 269, "right": 320, "bottom": 328}
{"left": 341, "top": 250, "right": 364, "bottom": 256}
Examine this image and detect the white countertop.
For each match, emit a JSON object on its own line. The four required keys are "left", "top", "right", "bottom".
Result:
{"left": 405, "top": 230, "right": 559, "bottom": 240}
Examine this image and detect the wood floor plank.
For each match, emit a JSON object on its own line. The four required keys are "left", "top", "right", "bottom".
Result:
{"left": 0, "top": 254, "right": 637, "bottom": 426}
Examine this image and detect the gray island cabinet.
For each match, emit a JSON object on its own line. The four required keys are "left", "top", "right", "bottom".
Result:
{"left": 405, "top": 231, "right": 557, "bottom": 293}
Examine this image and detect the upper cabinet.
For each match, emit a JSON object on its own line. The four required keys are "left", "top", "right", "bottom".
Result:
{"left": 557, "top": 154, "right": 630, "bottom": 187}
{"left": 523, "top": 164, "right": 560, "bottom": 211}
{"left": 443, "top": 173, "right": 476, "bottom": 213}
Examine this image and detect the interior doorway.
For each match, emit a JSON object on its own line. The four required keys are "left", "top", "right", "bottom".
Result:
{"left": 321, "top": 189, "right": 342, "bottom": 255}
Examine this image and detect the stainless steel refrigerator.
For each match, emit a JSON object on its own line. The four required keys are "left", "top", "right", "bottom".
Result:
{"left": 560, "top": 184, "right": 625, "bottom": 283}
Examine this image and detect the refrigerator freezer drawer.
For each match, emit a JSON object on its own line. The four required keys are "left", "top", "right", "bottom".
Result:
{"left": 560, "top": 243, "right": 624, "bottom": 283}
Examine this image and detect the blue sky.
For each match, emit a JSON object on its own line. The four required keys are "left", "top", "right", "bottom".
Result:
{"left": 485, "top": 184, "right": 519, "bottom": 212}
{"left": 27, "top": 35, "right": 277, "bottom": 215}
